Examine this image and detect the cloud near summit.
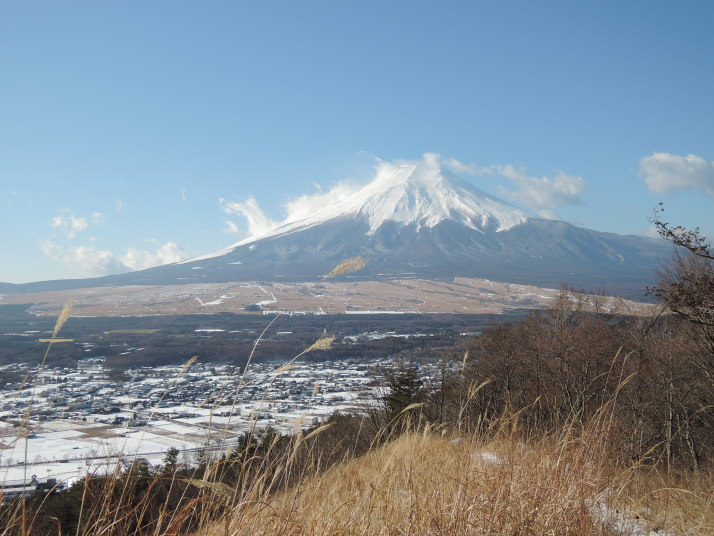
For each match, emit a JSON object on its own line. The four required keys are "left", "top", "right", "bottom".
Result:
{"left": 220, "top": 154, "right": 588, "bottom": 238}
{"left": 488, "top": 165, "right": 586, "bottom": 219}
{"left": 220, "top": 181, "right": 359, "bottom": 238}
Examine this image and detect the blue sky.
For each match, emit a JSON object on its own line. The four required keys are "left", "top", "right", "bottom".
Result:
{"left": 1, "top": 1, "right": 713, "bottom": 283}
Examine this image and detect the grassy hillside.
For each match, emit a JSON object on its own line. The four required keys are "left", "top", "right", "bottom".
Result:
{"left": 3, "top": 419, "right": 711, "bottom": 535}
{"left": 197, "top": 429, "right": 712, "bottom": 536}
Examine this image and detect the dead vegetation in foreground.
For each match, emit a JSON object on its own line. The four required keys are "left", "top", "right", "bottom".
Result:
{"left": 195, "top": 428, "right": 712, "bottom": 536}
{"left": 2, "top": 412, "right": 711, "bottom": 536}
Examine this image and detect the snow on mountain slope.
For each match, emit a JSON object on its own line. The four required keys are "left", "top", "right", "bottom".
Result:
{"left": 239, "top": 155, "right": 529, "bottom": 242}
{"left": 184, "top": 155, "right": 532, "bottom": 265}
{"left": 356, "top": 157, "right": 530, "bottom": 233}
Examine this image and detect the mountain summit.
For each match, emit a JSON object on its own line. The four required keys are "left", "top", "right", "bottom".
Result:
{"left": 2, "top": 156, "right": 672, "bottom": 297}
{"left": 228, "top": 155, "right": 530, "bottom": 247}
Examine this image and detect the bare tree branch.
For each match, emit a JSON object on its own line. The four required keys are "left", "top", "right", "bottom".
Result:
{"left": 650, "top": 203, "right": 713, "bottom": 260}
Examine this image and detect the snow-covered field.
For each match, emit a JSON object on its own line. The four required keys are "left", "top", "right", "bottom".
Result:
{"left": 0, "top": 358, "right": 401, "bottom": 489}
{"left": 0, "top": 425, "right": 198, "bottom": 486}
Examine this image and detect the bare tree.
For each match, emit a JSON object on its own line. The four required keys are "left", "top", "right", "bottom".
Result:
{"left": 650, "top": 203, "right": 714, "bottom": 373}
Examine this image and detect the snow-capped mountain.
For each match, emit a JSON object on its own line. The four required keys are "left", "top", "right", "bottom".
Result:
{"left": 1, "top": 157, "right": 672, "bottom": 298}
{"left": 241, "top": 158, "right": 529, "bottom": 241}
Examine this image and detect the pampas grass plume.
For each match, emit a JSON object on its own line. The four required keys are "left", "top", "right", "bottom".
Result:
{"left": 323, "top": 257, "right": 368, "bottom": 280}
{"left": 52, "top": 301, "right": 74, "bottom": 338}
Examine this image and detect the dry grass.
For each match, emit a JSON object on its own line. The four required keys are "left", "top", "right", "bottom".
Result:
{"left": 3, "top": 421, "right": 712, "bottom": 536}
{"left": 616, "top": 466, "right": 714, "bottom": 535}
{"left": 193, "top": 427, "right": 712, "bottom": 536}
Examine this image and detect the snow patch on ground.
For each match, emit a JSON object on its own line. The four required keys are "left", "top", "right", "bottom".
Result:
{"left": 345, "top": 310, "right": 407, "bottom": 315}
{"left": 587, "top": 492, "right": 676, "bottom": 536}
{"left": 253, "top": 286, "right": 277, "bottom": 307}
{"left": 469, "top": 452, "right": 504, "bottom": 465}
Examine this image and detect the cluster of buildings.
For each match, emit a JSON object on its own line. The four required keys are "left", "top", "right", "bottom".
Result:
{"left": 0, "top": 355, "right": 408, "bottom": 494}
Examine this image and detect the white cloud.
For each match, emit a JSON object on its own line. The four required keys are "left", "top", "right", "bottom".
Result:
{"left": 220, "top": 180, "right": 360, "bottom": 240}
{"left": 638, "top": 226, "right": 663, "bottom": 239}
{"left": 220, "top": 197, "right": 278, "bottom": 237}
{"left": 441, "top": 156, "right": 487, "bottom": 175}
{"left": 639, "top": 152, "right": 714, "bottom": 198}
{"left": 488, "top": 164, "right": 586, "bottom": 218}
{"left": 282, "top": 180, "right": 357, "bottom": 222}
{"left": 41, "top": 239, "right": 188, "bottom": 275}
{"left": 50, "top": 210, "right": 89, "bottom": 238}
{"left": 408, "top": 154, "right": 586, "bottom": 218}
{"left": 114, "top": 200, "right": 126, "bottom": 212}
{"left": 120, "top": 241, "right": 188, "bottom": 271}
{"left": 180, "top": 187, "right": 187, "bottom": 201}
{"left": 222, "top": 220, "right": 240, "bottom": 234}
{"left": 50, "top": 209, "right": 105, "bottom": 237}
{"left": 40, "top": 240, "right": 126, "bottom": 275}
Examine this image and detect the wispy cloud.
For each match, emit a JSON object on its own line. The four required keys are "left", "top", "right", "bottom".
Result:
{"left": 4, "top": 190, "right": 17, "bottom": 205}
{"left": 220, "top": 197, "right": 278, "bottom": 237}
{"left": 282, "top": 181, "right": 357, "bottom": 222}
{"left": 40, "top": 240, "right": 126, "bottom": 275}
{"left": 40, "top": 239, "right": 188, "bottom": 275}
{"left": 219, "top": 180, "right": 359, "bottom": 240}
{"left": 44, "top": 203, "right": 189, "bottom": 276}
{"left": 50, "top": 210, "right": 89, "bottom": 238}
{"left": 120, "top": 241, "right": 187, "bottom": 271}
{"left": 639, "top": 152, "right": 714, "bottom": 198}
{"left": 180, "top": 187, "right": 187, "bottom": 201}
{"left": 222, "top": 220, "right": 240, "bottom": 234}
{"left": 638, "top": 226, "right": 663, "bottom": 239}
{"left": 426, "top": 154, "right": 587, "bottom": 218}
{"left": 488, "top": 164, "right": 586, "bottom": 219}
{"left": 420, "top": 154, "right": 586, "bottom": 218}
{"left": 441, "top": 156, "right": 488, "bottom": 175}
{"left": 50, "top": 209, "right": 105, "bottom": 238}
